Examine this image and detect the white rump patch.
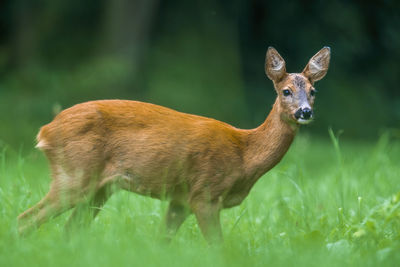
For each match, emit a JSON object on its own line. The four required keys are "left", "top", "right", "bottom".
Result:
{"left": 35, "top": 140, "right": 48, "bottom": 150}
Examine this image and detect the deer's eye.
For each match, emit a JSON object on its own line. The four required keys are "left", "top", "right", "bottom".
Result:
{"left": 283, "top": 89, "right": 291, "bottom": 97}
{"left": 310, "top": 89, "right": 316, "bottom": 97}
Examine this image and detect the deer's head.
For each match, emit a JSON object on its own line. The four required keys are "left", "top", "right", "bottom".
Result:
{"left": 265, "top": 47, "right": 330, "bottom": 125}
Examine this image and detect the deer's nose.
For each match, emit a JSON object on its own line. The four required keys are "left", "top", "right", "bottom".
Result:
{"left": 294, "top": 108, "right": 313, "bottom": 120}
{"left": 302, "top": 108, "right": 312, "bottom": 120}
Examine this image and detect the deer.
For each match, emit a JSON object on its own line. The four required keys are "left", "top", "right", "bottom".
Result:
{"left": 17, "top": 46, "right": 330, "bottom": 243}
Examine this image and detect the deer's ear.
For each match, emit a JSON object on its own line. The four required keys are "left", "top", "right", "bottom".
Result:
{"left": 303, "top": 47, "right": 331, "bottom": 83}
{"left": 265, "top": 47, "right": 286, "bottom": 82}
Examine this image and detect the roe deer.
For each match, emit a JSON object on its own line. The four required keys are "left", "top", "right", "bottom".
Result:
{"left": 18, "top": 47, "right": 330, "bottom": 243}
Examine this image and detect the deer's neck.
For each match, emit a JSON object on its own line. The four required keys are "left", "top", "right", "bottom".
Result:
{"left": 243, "top": 99, "right": 298, "bottom": 180}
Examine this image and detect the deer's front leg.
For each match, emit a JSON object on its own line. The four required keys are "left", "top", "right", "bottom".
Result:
{"left": 192, "top": 201, "right": 223, "bottom": 244}
{"left": 163, "top": 201, "right": 190, "bottom": 242}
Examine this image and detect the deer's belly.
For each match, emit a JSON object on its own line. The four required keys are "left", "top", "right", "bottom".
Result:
{"left": 117, "top": 171, "right": 186, "bottom": 200}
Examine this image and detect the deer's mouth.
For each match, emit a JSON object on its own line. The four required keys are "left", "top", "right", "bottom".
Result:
{"left": 296, "top": 118, "right": 313, "bottom": 125}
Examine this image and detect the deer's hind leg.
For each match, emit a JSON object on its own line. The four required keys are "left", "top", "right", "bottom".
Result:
{"left": 18, "top": 185, "right": 76, "bottom": 236}
{"left": 64, "top": 176, "right": 117, "bottom": 232}
{"left": 17, "top": 168, "right": 100, "bottom": 236}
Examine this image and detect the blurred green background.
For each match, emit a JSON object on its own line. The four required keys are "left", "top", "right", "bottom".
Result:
{"left": 0, "top": 0, "right": 399, "bottom": 148}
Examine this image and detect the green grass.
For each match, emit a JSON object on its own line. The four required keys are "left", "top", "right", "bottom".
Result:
{"left": 1, "top": 131, "right": 400, "bottom": 266}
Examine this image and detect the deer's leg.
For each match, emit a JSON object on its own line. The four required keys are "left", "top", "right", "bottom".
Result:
{"left": 64, "top": 184, "right": 113, "bottom": 231}
{"left": 17, "top": 169, "right": 103, "bottom": 236}
{"left": 18, "top": 191, "right": 52, "bottom": 223}
{"left": 191, "top": 202, "right": 223, "bottom": 244}
{"left": 17, "top": 185, "right": 78, "bottom": 236}
{"left": 163, "top": 201, "right": 190, "bottom": 242}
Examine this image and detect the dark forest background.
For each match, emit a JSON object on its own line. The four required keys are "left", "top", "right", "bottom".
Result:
{"left": 0, "top": 0, "right": 399, "bottom": 148}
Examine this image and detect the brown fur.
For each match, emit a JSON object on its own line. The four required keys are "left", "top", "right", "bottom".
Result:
{"left": 18, "top": 47, "right": 330, "bottom": 242}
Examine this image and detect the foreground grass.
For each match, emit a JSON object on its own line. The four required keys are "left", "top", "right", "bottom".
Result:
{"left": 0, "top": 132, "right": 399, "bottom": 266}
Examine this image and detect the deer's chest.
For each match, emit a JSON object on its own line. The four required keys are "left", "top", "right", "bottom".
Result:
{"left": 222, "top": 178, "right": 254, "bottom": 208}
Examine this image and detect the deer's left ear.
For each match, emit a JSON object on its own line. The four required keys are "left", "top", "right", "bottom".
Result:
{"left": 302, "top": 47, "right": 331, "bottom": 83}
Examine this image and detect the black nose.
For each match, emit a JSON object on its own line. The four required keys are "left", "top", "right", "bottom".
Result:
{"left": 302, "top": 108, "right": 312, "bottom": 120}
{"left": 294, "top": 109, "right": 302, "bottom": 120}
{"left": 294, "top": 108, "right": 313, "bottom": 120}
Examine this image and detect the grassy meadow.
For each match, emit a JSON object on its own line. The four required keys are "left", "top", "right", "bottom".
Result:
{"left": 0, "top": 131, "right": 399, "bottom": 266}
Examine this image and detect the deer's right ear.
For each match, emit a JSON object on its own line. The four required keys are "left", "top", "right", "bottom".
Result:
{"left": 265, "top": 47, "right": 287, "bottom": 82}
